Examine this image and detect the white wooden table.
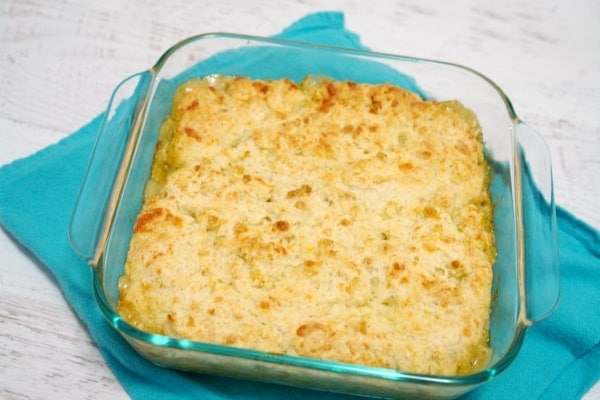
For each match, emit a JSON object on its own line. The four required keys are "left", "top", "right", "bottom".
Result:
{"left": 1, "top": 0, "right": 598, "bottom": 398}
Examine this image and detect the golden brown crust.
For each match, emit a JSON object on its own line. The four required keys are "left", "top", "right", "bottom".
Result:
{"left": 118, "top": 76, "right": 495, "bottom": 375}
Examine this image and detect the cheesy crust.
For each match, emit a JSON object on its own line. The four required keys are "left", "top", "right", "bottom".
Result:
{"left": 118, "top": 76, "right": 495, "bottom": 375}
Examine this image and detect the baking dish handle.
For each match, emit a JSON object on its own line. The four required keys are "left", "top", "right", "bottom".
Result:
{"left": 69, "top": 71, "right": 152, "bottom": 265}
{"left": 515, "top": 122, "right": 560, "bottom": 324}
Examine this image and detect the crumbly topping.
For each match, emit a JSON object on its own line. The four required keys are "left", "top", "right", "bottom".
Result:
{"left": 118, "top": 76, "right": 495, "bottom": 375}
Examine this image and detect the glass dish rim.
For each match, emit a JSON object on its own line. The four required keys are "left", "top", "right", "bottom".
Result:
{"left": 94, "top": 266, "right": 528, "bottom": 385}
{"left": 152, "top": 32, "right": 520, "bottom": 122}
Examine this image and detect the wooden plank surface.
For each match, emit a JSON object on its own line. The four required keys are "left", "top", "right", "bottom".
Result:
{"left": 1, "top": 0, "right": 598, "bottom": 398}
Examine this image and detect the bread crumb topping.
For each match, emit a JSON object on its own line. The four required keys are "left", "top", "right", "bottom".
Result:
{"left": 118, "top": 76, "right": 495, "bottom": 375}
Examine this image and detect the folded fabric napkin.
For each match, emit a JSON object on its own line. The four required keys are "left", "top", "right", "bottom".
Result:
{"left": 1, "top": 12, "right": 598, "bottom": 400}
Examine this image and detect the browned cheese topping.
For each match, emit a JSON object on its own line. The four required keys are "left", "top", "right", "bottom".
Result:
{"left": 118, "top": 75, "right": 496, "bottom": 375}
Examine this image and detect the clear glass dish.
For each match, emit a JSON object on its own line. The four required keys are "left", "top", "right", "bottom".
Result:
{"left": 69, "top": 33, "right": 560, "bottom": 399}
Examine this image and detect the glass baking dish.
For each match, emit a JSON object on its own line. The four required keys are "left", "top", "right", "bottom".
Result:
{"left": 69, "top": 33, "right": 559, "bottom": 399}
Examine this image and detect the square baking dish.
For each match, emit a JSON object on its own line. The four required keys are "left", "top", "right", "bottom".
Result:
{"left": 69, "top": 33, "right": 559, "bottom": 399}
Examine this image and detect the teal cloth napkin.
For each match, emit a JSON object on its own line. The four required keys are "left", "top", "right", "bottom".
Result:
{"left": 1, "top": 12, "right": 598, "bottom": 400}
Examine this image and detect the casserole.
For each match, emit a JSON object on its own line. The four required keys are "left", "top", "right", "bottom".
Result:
{"left": 69, "top": 33, "right": 559, "bottom": 399}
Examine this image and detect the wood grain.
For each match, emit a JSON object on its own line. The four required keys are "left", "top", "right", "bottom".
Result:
{"left": 1, "top": 0, "right": 598, "bottom": 398}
